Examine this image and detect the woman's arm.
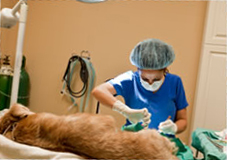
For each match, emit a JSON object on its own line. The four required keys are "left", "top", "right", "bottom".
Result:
{"left": 92, "top": 82, "right": 118, "bottom": 108}
{"left": 175, "top": 108, "right": 187, "bottom": 134}
{"left": 92, "top": 82, "right": 151, "bottom": 125}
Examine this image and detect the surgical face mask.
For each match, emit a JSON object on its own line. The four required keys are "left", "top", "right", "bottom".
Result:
{"left": 140, "top": 77, "right": 163, "bottom": 92}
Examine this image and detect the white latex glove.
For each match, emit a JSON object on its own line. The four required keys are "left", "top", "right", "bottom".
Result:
{"left": 112, "top": 100, "right": 151, "bottom": 126}
{"left": 158, "top": 119, "right": 177, "bottom": 135}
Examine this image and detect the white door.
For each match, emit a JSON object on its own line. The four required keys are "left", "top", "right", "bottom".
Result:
{"left": 190, "top": 1, "right": 226, "bottom": 133}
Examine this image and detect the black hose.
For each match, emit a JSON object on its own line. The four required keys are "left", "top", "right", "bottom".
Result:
{"left": 62, "top": 55, "right": 89, "bottom": 98}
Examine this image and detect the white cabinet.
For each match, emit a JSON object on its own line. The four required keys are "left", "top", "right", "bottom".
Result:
{"left": 190, "top": 1, "right": 226, "bottom": 133}
{"left": 205, "top": 1, "right": 226, "bottom": 46}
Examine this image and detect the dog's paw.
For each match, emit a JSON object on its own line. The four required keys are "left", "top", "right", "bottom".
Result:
{"left": 0, "top": 109, "right": 9, "bottom": 119}
{"left": 10, "top": 103, "right": 34, "bottom": 119}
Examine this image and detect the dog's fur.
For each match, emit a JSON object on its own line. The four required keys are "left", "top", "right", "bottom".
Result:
{"left": 0, "top": 104, "right": 178, "bottom": 159}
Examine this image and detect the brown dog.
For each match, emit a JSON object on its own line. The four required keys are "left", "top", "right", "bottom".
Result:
{"left": 0, "top": 104, "right": 178, "bottom": 159}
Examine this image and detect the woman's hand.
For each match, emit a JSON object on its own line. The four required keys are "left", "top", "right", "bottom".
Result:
{"left": 159, "top": 108, "right": 187, "bottom": 134}
{"left": 113, "top": 100, "right": 151, "bottom": 126}
{"left": 158, "top": 119, "right": 177, "bottom": 135}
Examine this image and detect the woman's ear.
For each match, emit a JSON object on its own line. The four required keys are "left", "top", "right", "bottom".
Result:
{"left": 163, "top": 68, "right": 169, "bottom": 76}
{"left": 9, "top": 103, "right": 34, "bottom": 120}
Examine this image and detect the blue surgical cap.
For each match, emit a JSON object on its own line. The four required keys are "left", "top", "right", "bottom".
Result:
{"left": 130, "top": 39, "right": 175, "bottom": 70}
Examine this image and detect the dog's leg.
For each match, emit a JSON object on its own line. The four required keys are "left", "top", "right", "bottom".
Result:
{"left": 0, "top": 104, "right": 34, "bottom": 135}
{"left": 9, "top": 103, "right": 34, "bottom": 119}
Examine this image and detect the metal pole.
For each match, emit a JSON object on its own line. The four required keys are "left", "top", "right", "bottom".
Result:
{"left": 10, "top": 1, "right": 28, "bottom": 106}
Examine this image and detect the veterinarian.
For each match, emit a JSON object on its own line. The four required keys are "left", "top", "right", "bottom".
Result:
{"left": 92, "top": 38, "right": 188, "bottom": 135}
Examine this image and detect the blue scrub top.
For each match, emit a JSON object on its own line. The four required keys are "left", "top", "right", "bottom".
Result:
{"left": 108, "top": 71, "right": 188, "bottom": 130}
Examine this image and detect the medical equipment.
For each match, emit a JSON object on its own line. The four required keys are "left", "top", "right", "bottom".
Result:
{"left": 17, "top": 56, "right": 30, "bottom": 106}
{"left": 62, "top": 55, "right": 89, "bottom": 98}
{"left": 0, "top": 55, "right": 30, "bottom": 110}
{"left": 130, "top": 39, "right": 175, "bottom": 70}
{"left": 0, "top": 0, "right": 106, "bottom": 108}
{"left": 192, "top": 128, "right": 227, "bottom": 160}
{"left": 0, "top": 0, "right": 28, "bottom": 107}
{"left": 121, "top": 122, "right": 145, "bottom": 132}
{"left": 0, "top": 55, "right": 13, "bottom": 110}
{"left": 61, "top": 51, "right": 96, "bottom": 112}
{"left": 122, "top": 116, "right": 173, "bottom": 133}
